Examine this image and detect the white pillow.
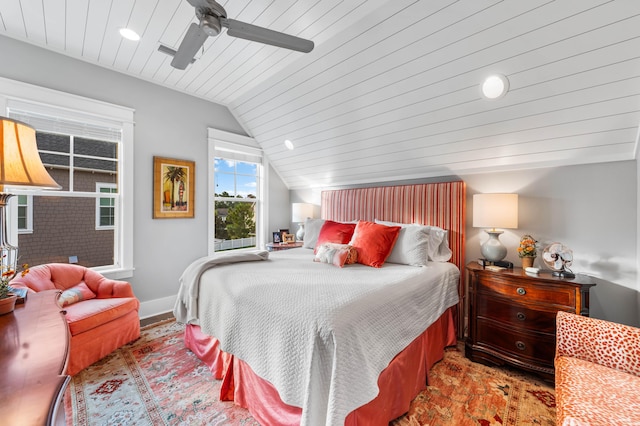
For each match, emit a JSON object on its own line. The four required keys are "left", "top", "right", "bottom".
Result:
{"left": 375, "top": 220, "right": 452, "bottom": 263}
{"left": 302, "top": 218, "right": 325, "bottom": 249}
{"left": 374, "top": 220, "right": 429, "bottom": 266}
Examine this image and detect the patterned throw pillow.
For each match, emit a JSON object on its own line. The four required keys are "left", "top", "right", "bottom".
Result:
{"left": 314, "top": 243, "right": 358, "bottom": 267}
{"left": 58, "top": 281, "right": 97, "bottom": 307}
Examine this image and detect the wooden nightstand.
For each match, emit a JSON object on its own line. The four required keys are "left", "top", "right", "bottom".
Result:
{"left": 266, "top": 241, "right": 303, "bottom": 251}
{"left": 465, "top": 262, "right": 596, "bottom": 381}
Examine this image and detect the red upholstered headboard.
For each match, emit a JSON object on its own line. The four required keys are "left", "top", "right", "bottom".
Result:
{"left": 321, "top": 181, "right": 466, "bottom": 337}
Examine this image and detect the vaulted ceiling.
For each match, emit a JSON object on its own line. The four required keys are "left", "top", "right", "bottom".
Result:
{"left": 1, "top": 0, "right": 639, "bottom": 189}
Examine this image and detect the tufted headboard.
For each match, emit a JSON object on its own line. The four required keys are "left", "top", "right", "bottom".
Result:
{"left": 321, "top": 181, "right": 466, "bottom": 337}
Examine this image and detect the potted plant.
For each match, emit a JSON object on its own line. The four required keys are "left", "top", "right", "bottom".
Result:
{"left": 517, "top": 235, "right": 537, "bottom": 268}
{"left": 0, "top": 263, "right": 29, "bottom": 315}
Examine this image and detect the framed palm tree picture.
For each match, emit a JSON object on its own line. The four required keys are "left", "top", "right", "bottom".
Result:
{"left": 153, "top": 156, "right": 195, "bottom": 218}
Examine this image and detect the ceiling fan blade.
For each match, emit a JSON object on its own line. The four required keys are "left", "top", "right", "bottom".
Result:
{"left": 171, "top": 23, "right": 208, "bottom": 69}
{"left": 220, "top": 18, "right": 314, "bottom": 53}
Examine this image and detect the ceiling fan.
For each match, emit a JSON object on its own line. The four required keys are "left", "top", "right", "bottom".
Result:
{"left": 167, "top": 0, "right": 314, "bottom": 70}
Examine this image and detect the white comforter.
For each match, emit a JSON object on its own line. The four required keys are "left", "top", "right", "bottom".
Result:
{"left": 178, "top": 248, "right": 459, "bottom": 426}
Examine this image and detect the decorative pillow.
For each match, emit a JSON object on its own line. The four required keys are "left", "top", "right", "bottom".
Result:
{"left": 427, "top": 226, "right": 452, "bottom": 262}
{"left": 349, "top": 221, "right": 401, "bottom": 268}
{"left": 374, "top": 220, "right": 430, "bottom": 266}
{"left": 58, "top": 281, "right": 97, "bottom": 307}
{"left": 302, "top": 218, "right": 325, "bottom": 249}
{"left": 376, "top": 220, "right": 452, "bottom": 262}
{"left": 313, "top": 243, "right": 358, "bottom": 267}
{"left": 314, "top": 220, "right": 357, "bottom": 253}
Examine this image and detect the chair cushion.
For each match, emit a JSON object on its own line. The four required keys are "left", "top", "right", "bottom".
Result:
{"left": 555, "top": 355, "right": 640, "bottom": 425}
{"left": 64, "top": 297, "right": 140, "bottom": 336}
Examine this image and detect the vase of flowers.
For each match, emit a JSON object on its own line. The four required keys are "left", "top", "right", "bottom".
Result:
{"left": 517, "top": 235, "right": 537, "bottom": 268}
{"left": 0, "top": 263, "right": 29, "bottom": 315}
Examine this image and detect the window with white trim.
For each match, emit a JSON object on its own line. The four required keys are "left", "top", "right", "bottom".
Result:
{"left": 208, "top": 130, "right": 264, "bottom": 254}
{"left": 17, "top": 195, "right": 33, "bottom": 234}
{"left": 96, "top": 183, "right": 117, "bottom": 229}
{"left": 1, "top": 77, "right": 134, "bottom": 278}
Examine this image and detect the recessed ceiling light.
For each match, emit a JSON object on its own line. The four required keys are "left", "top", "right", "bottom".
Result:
{"left": 284, "top": 140, "right": 294, "bottom": 150}
{"left": 119, "top": 28, "right": 140, "bottom": 41}
{"left": 481, "top": 74, "right": 509, "bottom": 99}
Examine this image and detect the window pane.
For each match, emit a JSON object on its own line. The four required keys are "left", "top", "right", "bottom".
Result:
{"left": 214, "top": 171, "right": 235, "bottom": 196}
{"left": 236, "top": 174, "right": 257, "bottom": 198}
{"left": 236, "top": 161, "right": 257, "bottom": 175}
{"left": 36, "top": 133, "right": 70, "bottom": 153}
{"left": 214, "top": 200, "right": 256, "bottom": 251}
{"left": 18, "top": 196, "right": 114, "bottom": 267}
{"left": 17, "top": 206, "right": 27, "bottom": 229}
{"left": 75, "top": 137, "right": 117, "bottom": 158}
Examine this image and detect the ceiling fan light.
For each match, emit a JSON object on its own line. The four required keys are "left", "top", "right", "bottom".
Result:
{"left": 201, "top": 15, "right": 221, "bottom": 37}
{"left": 119, "top": 28, "right": 140, "bottom": 41}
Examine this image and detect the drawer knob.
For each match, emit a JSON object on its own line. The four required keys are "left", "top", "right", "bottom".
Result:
{"left": 516, "top": 287, "right": 526, "bottom": 295}
{"left": 516, "top": 312, "right": 526, "bottom": 321}
{"left": 516, "top": 341, "right": 526, "bottom": 351}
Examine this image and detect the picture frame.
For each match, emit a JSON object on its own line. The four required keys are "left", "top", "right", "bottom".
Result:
{"left": 279, "top": 229, "right": 289, "bottom": 241}
{"left": 153, "top": 156, "right": 195, "bottom": 219}
{"left": 272, "top": 231, "right": 282, "bottom": 243}
{"left": 282, "top": 233, "right": 295, "bottom": 244}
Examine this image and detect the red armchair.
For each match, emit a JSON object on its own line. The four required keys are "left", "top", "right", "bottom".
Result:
{"left": 11, "top": 263, "right": 140, "bottom": 375}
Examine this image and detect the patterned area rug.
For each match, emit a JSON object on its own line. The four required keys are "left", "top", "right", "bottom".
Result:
{"left": 65, "top": 320, "right": 555, "bottom": 425}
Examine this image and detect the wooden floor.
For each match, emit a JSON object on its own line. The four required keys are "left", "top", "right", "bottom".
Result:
{"left": 140, "top": 311, "right": 174, "bottom": 327}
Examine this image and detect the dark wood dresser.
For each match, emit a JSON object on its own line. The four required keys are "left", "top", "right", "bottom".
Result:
{"left": 465, "top": 262, "right": 596, "bottom": 381}
{"left": 0, "top": 290, "right": 70, "bottom": 425}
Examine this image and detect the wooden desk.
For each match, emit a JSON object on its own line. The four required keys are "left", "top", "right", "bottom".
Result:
{"left": 0, "top": 290, "right": 70, "bottom": 425}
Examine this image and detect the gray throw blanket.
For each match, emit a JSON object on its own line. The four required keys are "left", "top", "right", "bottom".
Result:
{"left": 173, "top": 250, "right": 269, "bottom": 323}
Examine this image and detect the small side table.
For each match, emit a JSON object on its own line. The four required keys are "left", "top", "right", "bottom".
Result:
{"left": 266, "top": 242, "right": 303, "bottom": 251}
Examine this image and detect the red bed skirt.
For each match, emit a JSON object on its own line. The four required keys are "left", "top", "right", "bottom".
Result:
{"left": 184, "top": 307, "right": 457, "bottom": 425}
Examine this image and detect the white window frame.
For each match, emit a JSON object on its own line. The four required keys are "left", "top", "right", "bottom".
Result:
{"left": 16, "top": 194, "right": 33, "bottom": 234}
{"left": 208, "top": 128, "right": 267, "bottom": 255}
{"left": 0, "top": 76, "right": 135, "bottom": 279}
{"left": 96, "top": 183, "right": 117, "bottom": 230}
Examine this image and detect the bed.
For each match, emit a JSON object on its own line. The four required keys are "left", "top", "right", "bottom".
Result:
{"left": 174, "top": 181, "right": 466, "bottom": 425}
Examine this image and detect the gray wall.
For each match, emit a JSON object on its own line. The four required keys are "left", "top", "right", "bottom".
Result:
{"left": 291, "top": 161, "right": 639, "bottom": 327}
{"left": 0, "top": 36, "right": 289, "bottom": 306}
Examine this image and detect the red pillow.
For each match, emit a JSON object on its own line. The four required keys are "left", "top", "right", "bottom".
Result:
{"left": 314, "top": 220, "right": 356, "bottom": 253}
{"left": 349, "top": 221, "right": 401, "bottom": 268}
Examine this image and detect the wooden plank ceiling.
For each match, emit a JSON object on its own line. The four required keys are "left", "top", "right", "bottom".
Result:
{"left": 1, "top": 0, "right": 639, "bottom": 189}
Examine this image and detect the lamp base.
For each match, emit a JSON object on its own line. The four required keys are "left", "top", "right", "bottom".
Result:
{"left": 296, "top": 223, "right": 305, "bottom": 241}
{"left": 480, "top": 229, "right": 507, "bottom": 262}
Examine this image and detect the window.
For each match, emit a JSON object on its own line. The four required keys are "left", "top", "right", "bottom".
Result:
{"left": 208, "top": 129, "right": 264, "bottom": 254}
{"left": 17, "top": 195, "right": 33, "bottom": 234}
{"left": 1, "top": 77, "right": 134, "bottom": 278}
{"left": 97, "top": 183, "right": 117, "bottom": 229}
{"left": 214, "top": 158, "right": 258, "bottom": 251}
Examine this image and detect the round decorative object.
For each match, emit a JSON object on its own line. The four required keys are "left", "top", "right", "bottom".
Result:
{"left": 0, "top": 294, "right": 17, "bottom": 315}
{"left": 542, "top": 242, "right": 575, "bottom": 278}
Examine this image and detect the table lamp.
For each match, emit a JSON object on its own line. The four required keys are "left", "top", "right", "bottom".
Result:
{"left": 472, "top": 193, "right": 518, "bottom": 262}
{"left": 0, "top": 117, "right": 61, "bottom": 275}
{"left": 291, "top": 203, "right": 314, "bottom": 241}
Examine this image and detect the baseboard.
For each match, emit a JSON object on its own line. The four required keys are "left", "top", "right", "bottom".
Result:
{"left": 139, "top": 294, "right": 176, "bottom": 319}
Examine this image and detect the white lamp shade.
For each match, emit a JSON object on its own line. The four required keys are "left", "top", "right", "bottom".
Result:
{"left": 473, "top": 193, "right": 518, "bottom": 229}
{"left": 292, "top": 203, "right": 314, "bottom": 223}
{"left": 0, "top": 117, "right": 61, "bottom": 190}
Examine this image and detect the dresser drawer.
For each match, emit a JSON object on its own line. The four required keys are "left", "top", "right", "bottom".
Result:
{"left": 476, "top": 296, "right": 558, "bottom": 333}
{"left": 478, "top": 275, "right": 576, "bottom": 308}
{"left": 476, "top": 319, "right": 556, "bottom": 367}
